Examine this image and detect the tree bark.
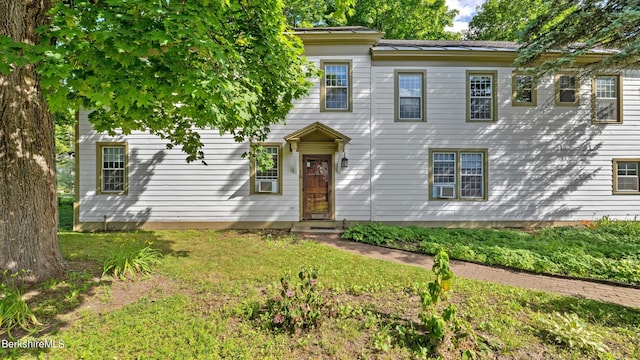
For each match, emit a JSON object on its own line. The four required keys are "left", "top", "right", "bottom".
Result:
{"left": 0, "top": 0, "right": 63, "bottom": 283}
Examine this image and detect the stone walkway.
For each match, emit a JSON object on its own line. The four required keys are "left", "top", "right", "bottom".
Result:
{"left": 305, "top": 234, "right": 640, "bottom": 309}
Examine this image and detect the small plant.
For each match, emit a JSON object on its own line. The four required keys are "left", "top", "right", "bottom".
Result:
{"left": 265, "top": 266, "right": 323, "bottom": 332}
{"left": 0, "top": 271, "right": 40, "bottom": 339}
{"left": 102, "top": 240, "right": 163, "bottom": 280}
{"left": 536, "top": 312, "right": 610, "bottom": 355}
{"left": 419, "top": 250, "right": 457, "bottom": 346}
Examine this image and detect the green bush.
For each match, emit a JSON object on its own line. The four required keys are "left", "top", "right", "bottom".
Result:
{"left": 536, "top": 312, "right": 609, "bottom": 355}
{"left": 265, "top": 267, "right": 323, "bottom": 332}
{"left": 102, "top": 241, "right": 163, "bottom": 280}
{"left": 0, "top": 273, "right": 40, "bottom": 339}
{"left": 342, "top": 221, "right": 640, "bottom": 284}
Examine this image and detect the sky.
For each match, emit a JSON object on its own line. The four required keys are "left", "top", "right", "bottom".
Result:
{"left": 445, "top": 0, "right": 487, "bottom": 33}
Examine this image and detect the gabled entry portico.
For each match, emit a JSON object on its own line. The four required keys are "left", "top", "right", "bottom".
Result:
{"left": 284, "top": 122, "right": 351, "bottom": 221}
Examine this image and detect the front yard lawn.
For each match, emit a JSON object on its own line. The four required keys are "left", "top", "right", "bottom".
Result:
{"left": 342, "top": 220, "right": 640, "bottom": 285}
{"left": 1, "top": 230, "right": 639, "bottom": 359}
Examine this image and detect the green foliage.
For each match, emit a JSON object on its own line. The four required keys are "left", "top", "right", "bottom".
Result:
{"left": 536, "top": 312, "right": 610, "bottom": 355}
{"left": 265, "top": 267, "right": 324, "bottom": 332}
{"left": 58, "top": 197, "right": 74, "bottom": 231}
{"left": 466, "top": 0, "right": 549, "bottom": 41}
{"left": 346, "top": 0, "right": 460, "bottom": 40}
{"left": 1, "top": 0, "right": 315, "bottom": 166}
{"left": 515, "top": 0, "right": 640, "bottom": 76}
{"left": 283, "top": 0, "right": 355, "bottom": 27}
{"left": 0, "top": 272, "right": 40, "bottom": 339}
{"left": 419, "top": 250, "right": 458, "bottom": 346}
{"left": 342, "top": 222, "right": 640, "bottom": 284}
{"left": 102, "top": 241, "right": 163, "bottom": 280}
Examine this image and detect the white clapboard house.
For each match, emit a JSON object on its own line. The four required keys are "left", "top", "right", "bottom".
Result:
{"left": 74, "top": 27, "right": 640, "bottom": 231}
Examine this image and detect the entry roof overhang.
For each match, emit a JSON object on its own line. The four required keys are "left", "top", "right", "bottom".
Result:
{"left": 284, "top": 122, "right": 351, "bottom": 152}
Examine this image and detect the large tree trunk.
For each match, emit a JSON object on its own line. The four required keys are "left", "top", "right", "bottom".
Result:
{"left": 0, "top": 0, "right": 63, "bottom": 283}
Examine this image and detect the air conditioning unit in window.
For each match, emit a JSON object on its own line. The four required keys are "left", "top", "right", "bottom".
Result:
{"left": 258, "top": 180, "right": 276, "bottom": 193}
{"left": 439, "top": 186, "right": 455, "bottom": 199}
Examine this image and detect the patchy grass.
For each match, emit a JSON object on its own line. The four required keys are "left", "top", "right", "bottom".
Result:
{"left": 342, "top": 222, "right": 640, "bottom": 285}
{"left": 57, "top": 197, "right": 73, "bottom": 232}
{"left": 2, "top": 230, "right": 639, "bottom": 359}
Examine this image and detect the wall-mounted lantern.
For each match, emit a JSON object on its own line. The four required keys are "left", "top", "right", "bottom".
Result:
{"left": 340, "top": 152, "right": 349, "bottom": 168}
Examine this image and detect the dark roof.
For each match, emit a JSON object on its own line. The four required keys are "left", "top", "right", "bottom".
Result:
{"left": 293, "top": 26, "right": 381, "bottom": 34}
{"left": 374, "top": 39, "right": 519, "bottom": 52}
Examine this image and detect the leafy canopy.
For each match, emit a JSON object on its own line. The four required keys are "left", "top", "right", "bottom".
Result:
{"left": 515, "top": 0, "right": 640, "bottom": 76}
{"left": 1, "top": 0, "right": 315, "bottom": 163}
{"left": 346, "top": 0, "right": 459, "bottom": 40}
{"left": 283, "top": 0, "right": 459, "bottom": 40}
{"left": 466, "top": 0, "right": 549, "bottom": 41}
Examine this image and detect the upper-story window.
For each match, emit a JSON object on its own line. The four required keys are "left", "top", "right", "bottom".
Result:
{"left": 467, "top": 71, "right": 497, "bottom": 122}
{"left": 320, "top": 60, "right": 352, "bottom": 112}
{"left": 512, "top": 72, "right": 537, "bottom": 106}
{"left": 555, "top": 73, "right": 580, "bottom": 106}
{"left": 395, "top": 70, "right": 426, "bottom": 122}
{"left": 97, "top": 142, "right": 128, "bottom": 195}
{"left": 593, "top": 75, "right": 622, "bottom": 123}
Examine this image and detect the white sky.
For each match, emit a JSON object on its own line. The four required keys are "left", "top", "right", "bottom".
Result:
{"left": 445, "top": 0, "right": 487, "bottom": 33}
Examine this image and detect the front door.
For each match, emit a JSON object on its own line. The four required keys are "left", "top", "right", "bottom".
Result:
{"left": 303, "top": 155, "right": 332, "bottom": 220}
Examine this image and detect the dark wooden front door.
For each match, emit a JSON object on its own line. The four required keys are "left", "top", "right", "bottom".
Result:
{"left": 303, "top": 155, "right": 332, "bottom": 220}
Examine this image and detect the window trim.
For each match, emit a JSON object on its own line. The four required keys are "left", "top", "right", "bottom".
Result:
{"left": 250, "top": 143, "right": 283, "bottom": 195}
{"left": 466, "top": 70, "right": 498, "bottom": 122}
{"left": 319, "top": 60, "right": 353, "bottom": 112}
{"left": 592, "top": 74, "right": 623, "bottom": 124}
{"left": 511, "top": 71, "right": 537, "bottom": 107}
{"left": 394, "top": 70, "right": 427, "bottom": 122}
{"left": 612, "top": 158, "right": 640, "bottom": 195}
{"left": 554, "top": 72, "right": 580, "bottom": 106}
{"left": 96, "top": 142, "right": 129, "bottom": 195}
{"left": 428, "top": 148, "right": 489, "bottom": 201}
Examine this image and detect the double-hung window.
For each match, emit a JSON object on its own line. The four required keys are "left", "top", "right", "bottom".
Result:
{"left": 467, "top": 71, "right": 497, "bottom": 122}
{"left": 593, "top": 75, "right": 622, "bottom": 123}
{"left": 613, "top": 159, "right": 640, "bottom": 194}
{"left": 97, "top": 142, "right": 128, "bottom": 194}
{"left": 320, "top": 61, "right": 352, "bottom": 111}
{"left": 251, "top": 144, "right": 282, "bottom": 194}
{"left": 430, "top": 149, "right": 488, "bottom": 200}
{"left": 555, "top": 73, "right": 580, "bottom": 106}
{"left": 395, "top": 70, "right": 426, "bottom": 121}
{"left": 512, "top": 72, "right": 536, "bottom": 106}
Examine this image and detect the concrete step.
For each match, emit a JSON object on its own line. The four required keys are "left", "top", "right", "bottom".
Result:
{"left": 290, "top": 221, "right": 344, "bottom": 234}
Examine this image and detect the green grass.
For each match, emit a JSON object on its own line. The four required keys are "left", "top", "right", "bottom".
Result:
{"left": 342, "top": 222, "right": 640, "bottom": 285}
{"left": 57, "top": 197, "right": 73, "bottom": 231}
{"left": 3, "top": 230, "right": 639, "bottom": 359}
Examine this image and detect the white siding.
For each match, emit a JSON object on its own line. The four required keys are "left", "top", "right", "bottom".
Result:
{"left": 78, "top": 52, "right": 373, "bottom": 224}
{"left": 78, "top": 43, "right": 640, "bottom": 226}
{"left": 371, "top": 65, "right": 640, "bottom": 222}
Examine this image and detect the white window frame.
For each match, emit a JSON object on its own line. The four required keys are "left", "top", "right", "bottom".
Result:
{"left": 320, "top": 61, "right": 352, "bottom": 112}
{"left": 555, "top": 73, "right": 580, "bottom": 106}
{"left": 613, "top": 159, "right": 640, "bottom": 194}
{"left": 97, "top": 142, "right": 128, "bottom": 195}
{"left": 395, "top": 70, "right": 426, "bottom": 122}
{"left": 467, "top": 71, "right": 497, "bottom": 122}
{"left": 512, "top": 72, "right": 537, "bottom": 106}
{"left": 593, "top": 75, "right": 622, "bottom": 123}
{"left": 252, "top": 144, "right": 282, "bottom": 195}
{"left": 430, "top": 149, "right": 488, "bottom": 201}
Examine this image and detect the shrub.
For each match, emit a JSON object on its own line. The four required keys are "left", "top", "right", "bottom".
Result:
{"left": 536, "top": 312, "right": 609, "bottom": 355}
{"left": 0, "top": 273, "right": 40, "bottom": 339}
{"left": 102, "top": 241, "right": 163, "bottom": 280}
{"left": 265, "top": 267, "right": 323, "bottom": 332}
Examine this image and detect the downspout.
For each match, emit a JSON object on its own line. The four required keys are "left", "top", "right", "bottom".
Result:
{"left": 369, "top": 50, "right": 374, "bottom": 222}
